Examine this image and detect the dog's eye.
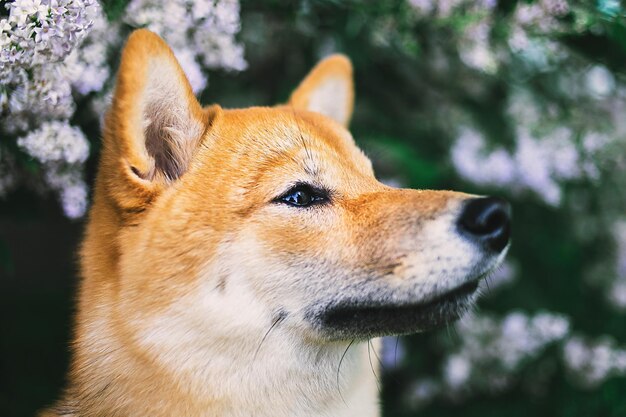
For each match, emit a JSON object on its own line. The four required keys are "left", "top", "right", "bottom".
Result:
{"left": 278, "top": 184, "right": 328, "bottom": 207}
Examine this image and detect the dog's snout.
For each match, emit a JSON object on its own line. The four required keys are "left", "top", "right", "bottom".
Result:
{"left": 458, "top": 197, "right": 511, "bottom": 252}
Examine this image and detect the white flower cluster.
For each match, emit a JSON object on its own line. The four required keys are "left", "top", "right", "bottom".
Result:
{"left": 458, "top": 16, "right": 497, "bottom": 74}
{"left": 405, "top": 311, "right": 626, "bottom": 409}
{"left": 444, "top": 311, "right": 570, "bottom": 390}
{"left": 409, "top": 0, "right": 496, "bottom": 19}
{"left": 585, "top": 65, "right": 616, "bottom": 99}
{"left": 407, "top": 0, "right": 498, "bottom": 73}
{"left": 406, "top": 311, "right": 570, "bottom": 408}
{"left": 451, "top": 126, "right": 602, "bottom": 206}
{"left": 507, "top": 0, "right": 570, "bottom": 70}
{"left": 451, "top": 87, "right": 611, "bottom": 206}
{"left": 124, "top": 0, "right": 246, "bottom": 93}
{"left": 17, "top": 121, "right": 90, "bottom": 218}
{"left": 0, "top": 1, "right": 112, "bottom": 217}
{"left": 408, "top": 0, "right": 574, "bottom": 73}
{"left": 0, "top": 0, "right": 106, "bottom": 132}
{"left": 63, "top": 12, "right": 118, "bottom": 96}
{"left": 0, "top": 0, "right": 100, "bottom": 72}
{"left": 17, "top": 120, "right": 89, "bottom": 164}
{"left": 4, "top": 64, "right": 75, "bottom": 132}
{"left": 44, "top": 165, "right": 89, "bottom": 219}
{"left": 3, "top": 8, "right": 115, "bottom": 129}
{"left": 563, "top": 336, "right": 626, "bottom": 387}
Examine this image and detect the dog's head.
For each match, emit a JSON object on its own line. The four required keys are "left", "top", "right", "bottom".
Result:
{"left": 91, "top": 30, "right": 510, "bottom": 347}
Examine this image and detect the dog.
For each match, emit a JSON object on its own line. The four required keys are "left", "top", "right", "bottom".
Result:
{"left": 41, "top": 29, "right": 511, "bottom": 417}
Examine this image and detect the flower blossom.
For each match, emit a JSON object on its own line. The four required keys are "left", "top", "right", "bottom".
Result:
{"left": 405, "top": 311, "right": 570, "bottom": 408}
{"left": 17, "top": 121, "right": 90, "bottom": 218}
{"left": 451, "top": 124, "right": 602, "bottom": 206}
{"left": 124, "top": 0, "right": 246, "bottom": 93}
{"left": 0, "top": 0, "right": 100, "bottom": 74}
{"left": 563, "top": 336, "right": 626, "bottom": 387}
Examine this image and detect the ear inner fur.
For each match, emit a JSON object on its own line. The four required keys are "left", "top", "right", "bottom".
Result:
{"left": 106, "top": 29, "right": 208, "bottom": 188}
{"left": 289, "top": 54, "right": 354, "bottom": 127}
{"left": 141, "top": 63, "right": 205, "bottom": 181}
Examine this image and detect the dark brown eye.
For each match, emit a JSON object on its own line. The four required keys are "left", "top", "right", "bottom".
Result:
{"left": 278, "top": 184, "right": 328, "bottom": 207}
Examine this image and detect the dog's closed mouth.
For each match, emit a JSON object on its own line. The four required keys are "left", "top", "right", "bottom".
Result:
{"left": 314, "top": 280, "right": 480, "bottom": 339}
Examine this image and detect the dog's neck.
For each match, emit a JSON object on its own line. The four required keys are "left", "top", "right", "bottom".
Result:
{"left": 63, "top": 285, "right": 380, "bottom": 417}
{"left": 167, "top": 334, "right": 381, "bottom": 417}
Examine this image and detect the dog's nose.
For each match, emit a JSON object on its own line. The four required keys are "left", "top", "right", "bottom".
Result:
{"left": 458, "top": 197, "right": 511, "bottom": 252}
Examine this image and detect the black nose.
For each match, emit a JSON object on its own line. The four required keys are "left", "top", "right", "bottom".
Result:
{"left": 458, "top": 197, "right": 511, "bottom": 252}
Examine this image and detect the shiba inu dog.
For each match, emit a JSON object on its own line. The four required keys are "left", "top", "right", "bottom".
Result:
{"left": 42, "top": 30, "right": 510, "bottom": 417}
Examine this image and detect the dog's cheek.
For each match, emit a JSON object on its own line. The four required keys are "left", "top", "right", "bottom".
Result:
{"left": 232, "top": 209, "right": 355, "bottom": 297}
{"left": 252, "top": 208, "right": 351, "bottom": 260}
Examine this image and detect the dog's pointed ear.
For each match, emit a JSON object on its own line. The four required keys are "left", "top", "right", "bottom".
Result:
{"left": 102, "top": 29, "right": 212, "bottom": 208}
{"left": 288, "top": 54, "right": 354, "bottom": 127}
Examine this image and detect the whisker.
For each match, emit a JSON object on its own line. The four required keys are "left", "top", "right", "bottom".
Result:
{"left": 253, "top": 313, "right": 285, "bottom": 360}
{"left": 370, "top": 339, "right": 385, "bottom": 372}
{"left": 336, "top": 339, "right": 355, "bottom": 406}
{"left": 367, "top": 340, "right": 382, "bottom": 394}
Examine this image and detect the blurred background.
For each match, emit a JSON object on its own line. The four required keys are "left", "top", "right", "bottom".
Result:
{"left": 2, "top": 0, "right": 626, "bottom": 416}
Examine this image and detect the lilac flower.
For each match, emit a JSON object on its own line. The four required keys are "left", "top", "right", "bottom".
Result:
{"left": 586, "top": 65, "right": 615, "bottom": 98}
{"left": 5, "top": 66, "right": 75, "bottom": 133}
{"left": 17, "top": 120, "right": 89, "bottom": 165}
{"left": 563, "top": 336, "right": 626, "bottom": 387}
{"left": 0, "top": 1, "right": 117, "bottom": 218}
{"left": 45, "top": 164, "right": 89, "bottom": 218}
{"left": 124, "top": 0, "right": 247, "bottom": 94}
{"left": 1, "top": 0, "right": 100, "bottom": 70}
{"left": 451, "top": 123, "right": 604, "bottom": 206}
{"left": 63, "top": 11, "right": 117, "bottom": 96}
{"left": 404, "top": 311, "right": 570, "bottom": 407}
{"left": 17, "top": 121, "right": 90, "bottom": 218}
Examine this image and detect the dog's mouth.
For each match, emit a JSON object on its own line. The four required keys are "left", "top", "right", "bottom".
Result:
{"left": 311, "top": 280, "right": 480, "bottom": 340}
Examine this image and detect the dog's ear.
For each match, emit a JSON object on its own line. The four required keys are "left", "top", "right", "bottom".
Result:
{"left": 289, "top": 54, "right": 354, "bottom": 127}
{"left": 101, "top": 29, "right": 213, "bottom": 209}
